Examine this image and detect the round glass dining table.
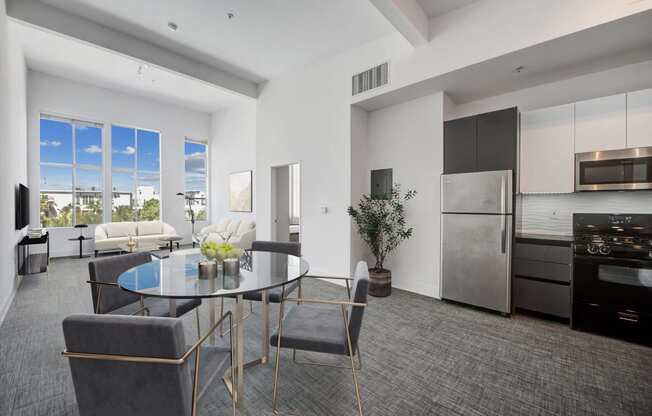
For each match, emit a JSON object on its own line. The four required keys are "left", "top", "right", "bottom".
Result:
{"left": 117, "top": 249, "right": 310, "bottom": 405}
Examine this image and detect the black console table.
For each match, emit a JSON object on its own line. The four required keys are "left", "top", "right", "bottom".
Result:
{"left": 17, "top": 232, "right": 50, "bottom": 275}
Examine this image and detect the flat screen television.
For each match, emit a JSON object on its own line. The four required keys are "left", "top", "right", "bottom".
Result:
{"left": 15, "top": 184, "right": 29, "bottom": 230}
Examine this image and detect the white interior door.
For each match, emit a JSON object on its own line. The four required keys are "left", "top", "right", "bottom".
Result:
{"left": 271, "top": 165, "right": 290, "bottom": 242}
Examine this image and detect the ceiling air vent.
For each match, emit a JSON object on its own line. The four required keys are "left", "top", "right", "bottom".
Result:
{"left": 352, "top": 62, "right": 388, "bottom": 96}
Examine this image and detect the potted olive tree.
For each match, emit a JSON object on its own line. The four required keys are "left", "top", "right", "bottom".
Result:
{"left": 348, "top": 185, "right": 416, "bottom": 297}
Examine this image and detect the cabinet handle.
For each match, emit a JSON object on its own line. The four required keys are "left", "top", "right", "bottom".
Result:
{"left": 618, "top": 316, "right": 639, "bottom": 323}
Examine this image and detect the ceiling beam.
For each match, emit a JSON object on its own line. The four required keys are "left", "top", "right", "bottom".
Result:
{"left": 7, "top": 0, "right": 257, "bottom": 98}
{"left": 368, "top": 0, "right": 429, "bottom": 47}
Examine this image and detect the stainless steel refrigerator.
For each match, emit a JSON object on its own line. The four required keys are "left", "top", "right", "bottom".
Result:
{"left": 440, "top": 170, "right": 513, "bottom": 314}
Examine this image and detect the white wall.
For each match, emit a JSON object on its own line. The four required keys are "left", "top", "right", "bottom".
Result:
{"left": 350, "top": 105, "right": 370, "bottom": 274}
{"left": 362, "top": 93, "right": 444, "bottom": 297}
{"left": 449, "top": 59, "right": 652, "bottom": 119}
{"left": 0, "top": 0, "right": 28, "bottom": 321}
{"left": 27, "top": 71, "right": 211, "bottom": 257}
{"left": 209, "top": 103, "right": 256, "bottom": 224}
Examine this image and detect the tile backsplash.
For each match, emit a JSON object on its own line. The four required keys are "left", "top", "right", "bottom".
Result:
{"left": 516, "top": 192, "right": 652, "bottom": 234}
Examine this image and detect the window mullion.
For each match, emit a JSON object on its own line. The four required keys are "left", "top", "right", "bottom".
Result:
{"left": 134, "top": 129, "right": 138, "bottom": 222}
{"left": 72, "top": 121, "right": 77, "bottom": 226}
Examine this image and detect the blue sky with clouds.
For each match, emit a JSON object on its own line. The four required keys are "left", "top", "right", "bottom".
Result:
{"left": 40, "top": 119, "right": 161, "bottom": 193}
{"left": 185, "top": 141, "right": 207, "bottom": 193}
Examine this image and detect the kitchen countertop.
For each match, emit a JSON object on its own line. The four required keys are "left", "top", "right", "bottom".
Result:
{"left": 515, "top": 232, "right": 573, "bottom": 246}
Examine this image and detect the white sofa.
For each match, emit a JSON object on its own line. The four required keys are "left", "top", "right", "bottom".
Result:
{"left": 94, "top": 221, "right": 179, "bottom": 255}
{"left": 199, "top": 219, "right": 256, "bottom": 249}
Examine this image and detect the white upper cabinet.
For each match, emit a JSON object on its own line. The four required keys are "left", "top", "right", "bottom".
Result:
{"left": 574, "top": 94, "right": 626, "bottom": 153}
{"left": 627, "top": 88, "right": 652, "bottom": 149}
{"left": 520, "top": 104, "right": 575, "bottom": 193}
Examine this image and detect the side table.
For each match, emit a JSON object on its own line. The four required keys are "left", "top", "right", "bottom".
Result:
{"left": 68, "top": 236, "right": 94, "bottom": 259}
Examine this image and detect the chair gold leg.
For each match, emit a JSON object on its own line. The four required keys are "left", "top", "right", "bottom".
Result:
{"left": 228, "top": 314, "right": 236, "bottom": 416}
{"left": 272, "top": 287, "right": 286, "bottom": 414}
{"left": 195, "top": 307, "right": 201, "bottom": 339}
{"left": 191, "top": 348, "right": 201, "bottom": 416}
{"left": 341, "top": 305, "right": 363, "bottom": 416}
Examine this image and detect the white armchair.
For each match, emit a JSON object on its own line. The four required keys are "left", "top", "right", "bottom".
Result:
{"left": 198, "top": 219, "right": 256, "bottom": 250}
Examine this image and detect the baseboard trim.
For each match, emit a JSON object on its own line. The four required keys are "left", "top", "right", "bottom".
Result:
{"left": 0, "top": 285, "right": 17, "bottom": 327}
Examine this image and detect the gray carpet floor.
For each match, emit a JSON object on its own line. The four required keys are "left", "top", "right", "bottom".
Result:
{"left": 0, "top": 255, "right": 651, "bottom": 416}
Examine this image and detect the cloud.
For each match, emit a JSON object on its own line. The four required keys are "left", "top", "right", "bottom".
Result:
{"left": 40, "top": 140, "right": 62, "bottom": 147}
{"left": 185, "top": 151, "right": 205, "bottom": 160}
{"left": 113, "top": 146, "right": 136, "bottom": 155}
{"left": 84, "top": 145, "right": 102, "bottom": 154}
{"left": 185, "top": 157, "right": 206, "bottom": 175}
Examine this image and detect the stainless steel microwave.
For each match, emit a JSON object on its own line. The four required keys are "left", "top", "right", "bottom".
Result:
{"left": 576, "top": 147, "right": 652, "bottom": 191}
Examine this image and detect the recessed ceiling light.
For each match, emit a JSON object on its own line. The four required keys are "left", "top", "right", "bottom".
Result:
{"left": 137, "top": 64, "right": 148, "bottom": 77}
{"left": 168, "top": 22, "right": 178, "bottom": 31}
{"left": 227, "top": 12, "right": 235, "bottom": 19}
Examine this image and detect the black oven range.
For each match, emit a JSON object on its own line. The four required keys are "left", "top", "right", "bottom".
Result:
{"left": 573, "top": 213, "right": 652, "bottom": 346}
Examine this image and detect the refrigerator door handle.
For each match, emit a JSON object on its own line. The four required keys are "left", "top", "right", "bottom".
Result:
{"left": 500, "top": 175, "right": 506, "bottom": 215}
{"left": 500, "top": 215, "right": 506, "bottom": 254}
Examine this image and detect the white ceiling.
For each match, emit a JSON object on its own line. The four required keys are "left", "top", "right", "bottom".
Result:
{"left": 34, "top": 0, "right": 396, "bottom": 83}
{"left": 416, "top": 0, "right": 478, "bottom": 18}
{"left": 12, "top": 21, "right": 252, "bottom": 113}
{"left": 355, "top": 8, "right": 652, "bottom": 110}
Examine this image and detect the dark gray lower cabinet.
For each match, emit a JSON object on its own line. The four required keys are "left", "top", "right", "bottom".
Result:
{"left": 513, "top": 240, "right": 572, "bottom": 319}
{"left": 514, "top": 277, "right": 570, "bottom": 318}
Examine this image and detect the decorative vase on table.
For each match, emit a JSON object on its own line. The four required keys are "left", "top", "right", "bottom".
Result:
{"left": 200, "top": 240, "right": 243, "bottom": 278}
{"left": 348, "top": 184, "right": 416, "bottom": 297}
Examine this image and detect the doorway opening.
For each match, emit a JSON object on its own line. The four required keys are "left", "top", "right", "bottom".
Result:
{"left": 270, "top": 163, "right": 301, "bottom": 243}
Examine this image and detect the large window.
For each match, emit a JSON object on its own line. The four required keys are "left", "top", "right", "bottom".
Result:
{"left": 40, "top": 115, "right": 103, "bottom": 227}
{"left": 184, "top": 139, "right": 208, "bottom": 221}
{"left": 111, "top": 125, "right": 161, "bottom": 222}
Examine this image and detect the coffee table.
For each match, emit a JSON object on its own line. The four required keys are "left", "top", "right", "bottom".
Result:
{"left": 117, "top": 241, "right": 161, "bottom": 254}
{"left": 160, "top": 235, "right": 183, "bottom": 252}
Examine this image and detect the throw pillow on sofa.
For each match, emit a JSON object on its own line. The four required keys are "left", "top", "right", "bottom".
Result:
{"left": 226, "top": 220, "right": 241, "bottom": 237}
{"left": 104, "top": 222, "right": 137, "bottom": 238}
{"left": 236, "top": 220, "right": 254, "bottom": 236}
{"left": 216, "top": 218, "right": 230, "bottom": 233}
{"left": 137, "top": 221, "right": 162, "bottom": 236}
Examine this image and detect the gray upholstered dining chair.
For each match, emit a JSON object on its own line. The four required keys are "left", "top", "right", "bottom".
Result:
{"left": 62, "top": 312, "right": 235, "bottom": 416}
{"left": 246, "top": 240, "right": 302, "bottom": 302}
{"left": 218, "top": 240, "right": 301, "bottom": 334}
{"left": 87, "top": 252, "right": 202, "bottom": 336}
{"left": 270, "top": 261, "right": 369, "bottom": 416}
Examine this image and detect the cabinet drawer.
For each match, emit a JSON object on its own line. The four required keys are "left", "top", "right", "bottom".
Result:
{"left": 513, "top": 259, "right": 571, "bottom": 283}
{"left": 514, "top": 243, "right": 572, "bottom": 264}
{"left": 514, "top": 277, "right": 570, "bottom": 318}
